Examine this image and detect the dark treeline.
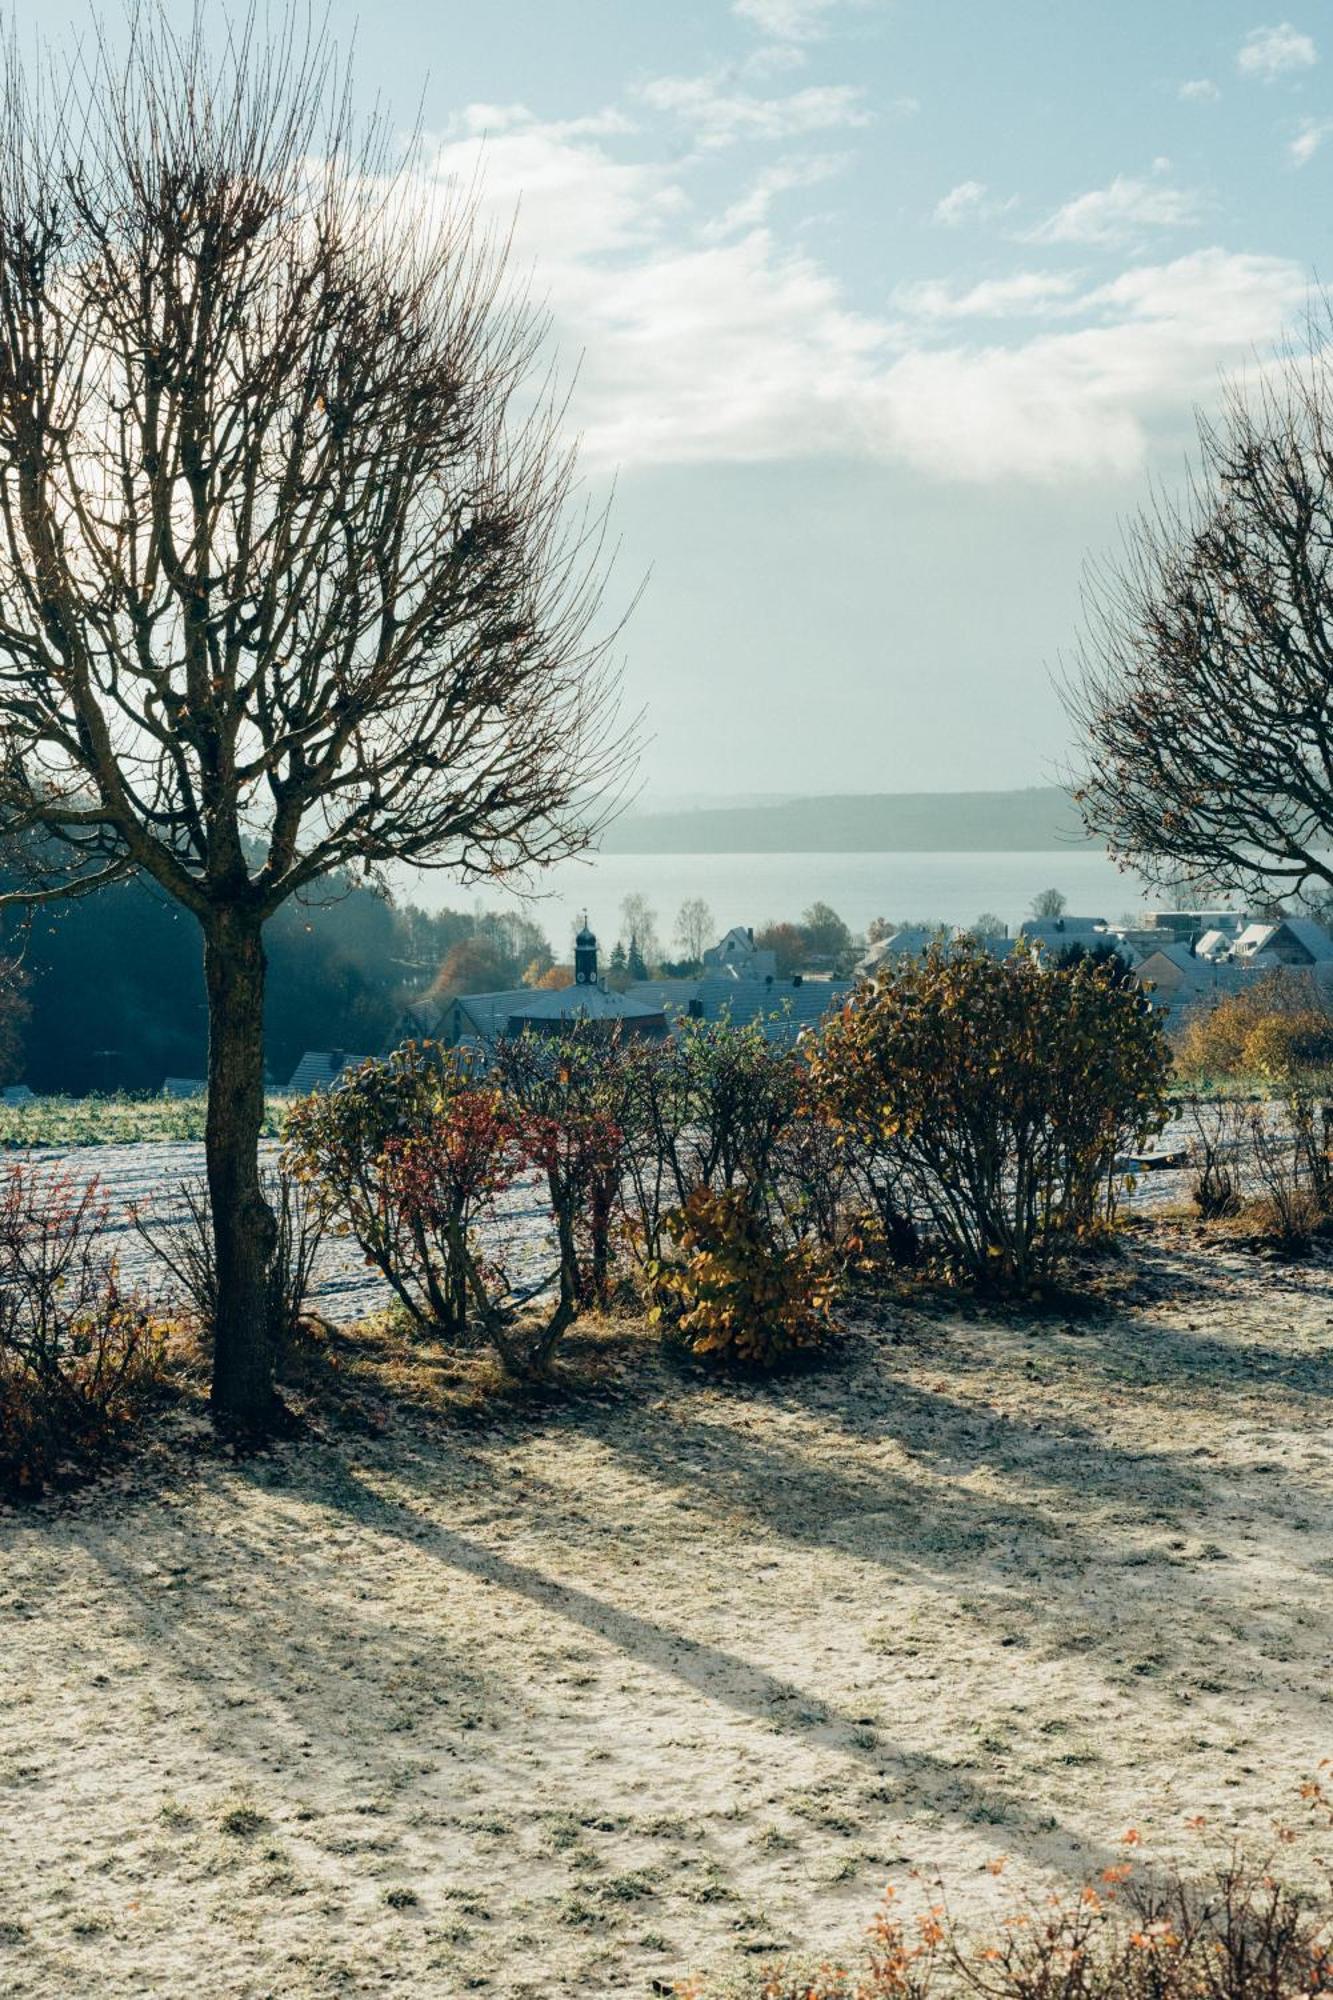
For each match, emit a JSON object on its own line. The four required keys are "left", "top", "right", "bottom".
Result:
{"left": 3, "top": 871, "right": 556, "bottom": 1094}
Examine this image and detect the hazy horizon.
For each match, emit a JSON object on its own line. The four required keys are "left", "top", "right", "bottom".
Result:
{"left": 30, "top": 0, "right": 1332, "bottom": 804}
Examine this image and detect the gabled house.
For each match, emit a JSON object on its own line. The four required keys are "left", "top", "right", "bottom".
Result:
{"left": 1232, "top": 918, "right": 1333, "bottom": 967}
{"left": 286, "top": 1049, "right": 368, "bottom": 1093}
{"left": 1133, "top": 943, "right": 1246, "bottom": 1012}
{"left": 1193, "top": 929, "right": 1235, "bottom": 963}
{"left": 857, "top": 926, "right": 938, "bottom": 976}
{"left": 702, "top": 925, "right": 777, "bottom": 980}
{"left": 1014, "top": 916, "right": 1109, "bottom": 949}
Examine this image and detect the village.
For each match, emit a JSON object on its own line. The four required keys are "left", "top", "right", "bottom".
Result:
{"left": 237, "top": 902, "right": 1333, "bottom": 1103}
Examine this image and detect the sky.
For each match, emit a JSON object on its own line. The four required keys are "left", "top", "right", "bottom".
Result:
{"left": 30, "top": 0, "right": 1333, "bottom": 802}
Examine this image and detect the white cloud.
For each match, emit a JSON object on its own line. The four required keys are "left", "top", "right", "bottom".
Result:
{"left": 932, "top": 179, "right": 992, "bottom": 227}
{"left": 705, "top": 155, "right": 845, "bottom": 238}
{"left": 1028, "top": 173, "right": 1203, "bottom": 246}
{"left": 1237, "top": 23, "right": 1317, "bottom": 80}
{"left": 896, "top": 272, "right": 1080, "bottom": 320}
{"left": 1290, "top": 115, "right": 1331, "bottom": 162}
{"left": 637, "top": 73, "right": 871, "bottom": 148}
{"left": 426, "top": 108, "right": 1305, "bottom": 486}
{"left": 733, "top": 0, "right": 855, "bottom": 41}
{"left": 1179, "top": 77, "right": 1220, "bottom": 101}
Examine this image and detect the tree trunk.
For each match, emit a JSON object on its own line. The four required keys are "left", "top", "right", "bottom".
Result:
{"left": 204, "top": 908, "right": 278, "bottom": 1430}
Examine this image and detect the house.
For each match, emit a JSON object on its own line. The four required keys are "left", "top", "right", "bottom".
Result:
{"left": 857, "top": 926, "right": 938, "bottom": 976}
{"left": 1231, "top": 918, "right": 1333, "bottom": 967}
{"left": 702, "top": 925, "right": 777, "bottom": 980}
{"left": 629, "top": 970, "right": 852, "bottom": 1046}
{"left": 1133, "top": 944, "right": 1247, "bottom": 1013}
{"left": 1192, "top": 929, "right": 1235, "bottom": 963}
{"left": 1014, "top": 916, "right": 1109, "bottom": 949}
{"left": 391, "top": 922, "right": 667, "bottom": 1054}
{"left": 1137, "top": 909, "right": 1246, "bottom": 947}
{"left": 286, "top": 1049, "right": 368, "bottom": 1093}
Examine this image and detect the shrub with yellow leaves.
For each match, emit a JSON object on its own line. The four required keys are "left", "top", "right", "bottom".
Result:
{"left": 649, "top": 1184, "right": 838, "bottom": 1371}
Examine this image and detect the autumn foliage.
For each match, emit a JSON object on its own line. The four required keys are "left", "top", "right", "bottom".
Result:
{"left": 649, "top": 1184, "right": 836, "bottom": 1368}
{"left": 689, "top": 1804, "right": 1333, "bottom": 2000}
{"left": 811, "top": 941, "right": 1169, "bottom": 1290}
{"left": 1174, "top": 972, "right": 1333, "bottom": 1085}
{"left": 0, "top": 1164, "right": 168, "bottom": 1494}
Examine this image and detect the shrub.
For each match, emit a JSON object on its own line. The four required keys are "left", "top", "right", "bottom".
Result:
{"left": 283, "top": 1043, "right": 506, "bottom": 1338}
{"left": 689, "top": 1830, "right": 1333, "bottom": 2000}
{"left": 493, "top": 1027, "right": 633, "bottom": 1312}
{"left": 131, "top": 1168, "right": 329, "bottom": 1359}
{"left": 1244, "top": 1100, "right": 1324, "bottom": 1248}
{"left": 378, "top": 1081, "right": 528, "bottom": 1336}
{"left": 1181, "top": 1093, "right": 1246, "bottom": 1219}
{"left": 1175, "top": 971, "right": 1333, "bottom": 1084}
{"left": 0, "top": 1165, "right": 167, "bottom": 1494}
{"left": 649, "top": 1184, "right": 838, "bottom": 1369}
{"left": 810, "top": 941, "right": 1169, "bottom": 1291}
{"left": 289, "top": 1036, "right": 622, "bottom": 1380}
{"left": 623, "top": 1018, "right": 807, "bottom": 1256}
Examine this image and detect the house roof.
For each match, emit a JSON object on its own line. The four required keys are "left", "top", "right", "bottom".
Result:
{"left": 868, "top": 927, "right": 936, "bottom": 962}
{"left": 1014, "top": 917, "right": 1108, "bottom": 943}
{"left": 1194, "top": 929, "right": 1234, "bottom": 960}
{"left": 502, "top": 983, "right": 661, "bottom": 1024}
{"left": 1136, "top": 946, "right": 1251, "bottom": 1001}
{"left": 287, "top": 1050, "right": 367, "bottom": 1093}
{"left": 1278, "top": 917, "right": 1333, "bottom": 962}
{"left": 631, "top": 972, "right": 851, "bottom": 1042}
{"left": 1233, "top": 922, "right": 1281, "bottom": 958}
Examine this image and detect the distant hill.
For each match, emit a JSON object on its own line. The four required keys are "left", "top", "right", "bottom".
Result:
{"left": 600, "top": 786, "right": 1092, "bottom": 855}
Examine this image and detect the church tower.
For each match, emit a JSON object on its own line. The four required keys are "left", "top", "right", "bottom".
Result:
{"left": 574, "top": 916, "right": 598, "bottom": 986}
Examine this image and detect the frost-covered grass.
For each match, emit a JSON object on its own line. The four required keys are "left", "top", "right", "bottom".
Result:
{"left": 0, "top": 1093, "right": 288, "bottom": 1149}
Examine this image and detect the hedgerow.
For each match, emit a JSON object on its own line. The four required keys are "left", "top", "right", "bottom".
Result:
{"left": 0, "top": 1164, "right": 169, "bottom": 1495}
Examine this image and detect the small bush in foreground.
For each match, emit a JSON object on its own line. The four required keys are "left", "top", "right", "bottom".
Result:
{"left": 684, "top": 1823, "right": 1333, "bottom": 2000}
{"left": 131, "top": 1170, "right": 328, "bottom": 1358}
{"left": 650, "top": 1185, "right": 838, "bottom": 1369}
{"left": 283, "top": 1044, "right": 503, "bottom": 1339}
{"left": 1181, "top": 1094, "right": 1246, "bottom": 1219}
{"left": 0, "top": 1165, "right": 168, "bottom": 1494}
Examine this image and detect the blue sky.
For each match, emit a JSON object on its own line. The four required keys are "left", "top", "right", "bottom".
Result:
{"left": 34, "top": 0, "right": 1333, "bottom": 800}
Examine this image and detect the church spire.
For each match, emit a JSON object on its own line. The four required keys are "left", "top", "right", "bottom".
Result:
{"left": 574, "top": 913, "right": 598, "bottom": 986}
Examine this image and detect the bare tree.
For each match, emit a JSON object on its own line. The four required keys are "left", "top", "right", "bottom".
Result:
{"left": 1068, "top": 329, "right": 1333, "bottom": 906}
{"left": 0, "top": 14, "right": 630, "bottom": 1428}
{"left": 674, "top": 895, "right": 713, "bottom": 964}
{"left": 1031, "top": 888, "right": 1067, "bottom": 919}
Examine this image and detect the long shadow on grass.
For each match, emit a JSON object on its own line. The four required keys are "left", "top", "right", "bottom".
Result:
{"left": 319, "top": 1457, "right": 1134, "bottom": 1881}
{"left": 73, "top": 1456, "right": 522, "bottom": 1802}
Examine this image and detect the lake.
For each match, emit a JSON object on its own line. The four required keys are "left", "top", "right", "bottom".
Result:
{"left": 405, "top": 847, "right": 1199, "bottom": 947}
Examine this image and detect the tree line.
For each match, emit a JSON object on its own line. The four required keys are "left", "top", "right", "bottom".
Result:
{"left": 0, "top": 865, "right": 562, "bottom": 1095}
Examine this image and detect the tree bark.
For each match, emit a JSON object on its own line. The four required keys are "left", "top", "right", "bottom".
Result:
{"left": 204, "top": 909, "right": 278, "bottom": 1430}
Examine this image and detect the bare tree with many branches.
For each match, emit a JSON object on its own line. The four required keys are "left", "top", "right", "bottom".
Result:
{"left": 1068, "top": 329, "right": 1333, "bottom": 909}
{"left": 0, "top": 12, "right": 631, "bottom": 1428}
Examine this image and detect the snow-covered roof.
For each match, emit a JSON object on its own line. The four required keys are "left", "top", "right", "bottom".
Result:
{"left": 1194, "top": 929, "right": 1234, "bottom": 961}
{"left": 1232, "top": 922, "right": 1280, "bottom": 959}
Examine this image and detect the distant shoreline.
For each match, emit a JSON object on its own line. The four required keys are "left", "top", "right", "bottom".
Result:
{"left": 599, "top": 785, "right": 1094, "bottom": 856}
